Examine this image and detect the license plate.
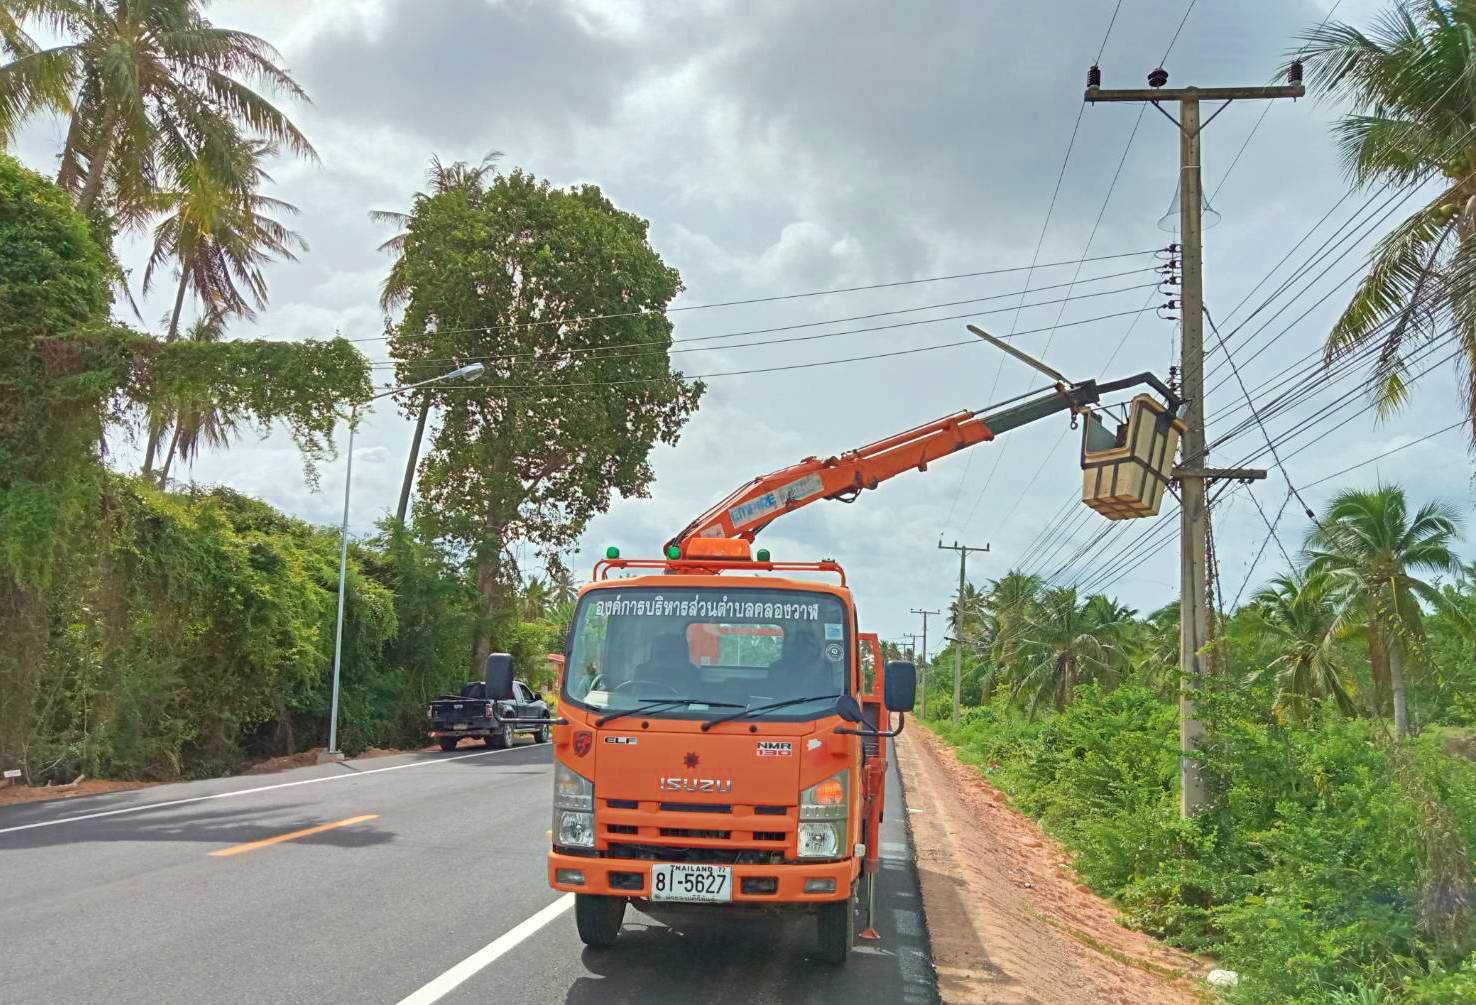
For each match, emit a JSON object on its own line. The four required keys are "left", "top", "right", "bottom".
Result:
{"left": 453, "top": 723, "right": 468, "bottom": 730}
{"left": 651, "top": 863, "right": 732, "bottom": 903}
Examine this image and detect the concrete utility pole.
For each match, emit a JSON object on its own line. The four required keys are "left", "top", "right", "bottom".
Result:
{"left": 938, "top": 540, "right": 989, "bottom": 728}
{"left": 1086, "top": 67, "right": 1297, "bottom": 816}
{"left": 910, "top": 608, "right": 941, "bottom": 718}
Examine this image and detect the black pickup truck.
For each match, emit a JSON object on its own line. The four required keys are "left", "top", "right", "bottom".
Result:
{"left": 428, "top": 653, "right": 552, "bottom": 751}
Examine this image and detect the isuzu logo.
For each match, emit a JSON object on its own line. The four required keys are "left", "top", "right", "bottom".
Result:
{"left": 658, "top": 777, "right": 733, "bottom": 794}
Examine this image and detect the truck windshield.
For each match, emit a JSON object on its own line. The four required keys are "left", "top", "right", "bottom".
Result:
{"left": 564, "top": 586, "right": 851, "bottom": 721}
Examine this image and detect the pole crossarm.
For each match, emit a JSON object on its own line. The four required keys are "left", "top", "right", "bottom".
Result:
{"left": 1173, "top": 467, "right": 1268, "bottom": 481}
{"left": 1086, "top": 85, "right": 1304, "bottom": 103}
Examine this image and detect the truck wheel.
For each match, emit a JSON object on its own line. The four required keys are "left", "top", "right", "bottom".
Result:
{"left": 535, "top": 723, "right": 551, "bottom": 744}
{"left": 574, "top": 894, "right": 625, "bottom": 949}
{"left": 816, "top": 892, "right": 854, "bottom": 964}
{"left": 489, "top": 723, "right": 513, "bottom": 749}
{"left": 437, "top": 737, "right": 459, "bottom": 752}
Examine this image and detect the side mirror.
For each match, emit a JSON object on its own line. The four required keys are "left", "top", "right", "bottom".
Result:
{"left": 884, "top": 660, "right": 917, "bottom": 713}
{"left": 834, "top": 694, "right": 864, "bottom": 723}
{"left": 484, "top": 653, "right": 515, "bottom": 700}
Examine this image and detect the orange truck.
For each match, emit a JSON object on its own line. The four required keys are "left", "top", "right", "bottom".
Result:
{"left": 543, "top": 342, "right": 1180, "bottom": 962}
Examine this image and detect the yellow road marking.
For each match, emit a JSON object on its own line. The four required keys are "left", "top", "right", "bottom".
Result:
{"left": 209, "top": 814, "right": 379, "bottom": 857}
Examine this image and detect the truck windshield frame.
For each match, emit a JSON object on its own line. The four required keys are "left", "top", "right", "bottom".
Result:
{"left": 562, "top": 585, "right": 852, "bottom": 723}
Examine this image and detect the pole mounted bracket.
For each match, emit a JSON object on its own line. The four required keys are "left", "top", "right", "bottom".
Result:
{"left": 1172, "top": 467, "right": 1268, "bottom": 483}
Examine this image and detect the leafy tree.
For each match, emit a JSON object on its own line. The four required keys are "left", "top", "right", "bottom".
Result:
{"left": 155, "top": 315, "right": 238, "bottom": 484}
{"left": 1249, "top": 571, "right": 1360, "bottom": 721}
{"left": 0, "top": 154, "right": 367, "bottom": 770}
{"left": 1297, "top": 2, "right": 1476, "bottom": 447}
{"left": 369, "top": 150, "right": 501, "bottom": 524}
{"left": 389, "top": 168, "right": 703, "bottom": 671}
{"left": 1306, "top": 485, "right": 1468, "bottom": 737}
{"left": 0, "top": 0, "right": 315, "bottom": 219}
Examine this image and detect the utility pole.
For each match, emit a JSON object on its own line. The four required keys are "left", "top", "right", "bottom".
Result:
{"left": 910, "top": 608, "right": 941, "bottom": 718}
{"left": 938, "top": 540, "right": 989, "bottom": 728}
{"left": 900, "top": 633, "right": 923, "bottom": 662}
{"left": 1086, "top": 65, "right": 1296, "bottom": 816}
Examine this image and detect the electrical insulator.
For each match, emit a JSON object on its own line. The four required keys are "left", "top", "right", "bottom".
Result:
{"left": 1288, "top": 59, "right": 1303, "bottom": 86}
{"left": 1087, "top": 64, "right": 1102, "bottom": 89}
{"left": 1148, "top": 67, "right": 1169, "bottom": 88}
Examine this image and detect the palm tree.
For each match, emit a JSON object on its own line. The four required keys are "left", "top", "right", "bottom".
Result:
{"left": 139, "top": 139, "right": 304, "bottom": 478}
{"left": 1305, "top": 485, "right": 1468, "bottom": 737}
{"left": 155, "top": 315, "right": 237, "bottom": 485}
{"left": 1128, "top": 602, "right": 1181, "bottom": 699}
{"left": 0, "top": 0, "right": 315, "bottom": 219}
{"left": 1297, "top": 3, "right": 1476, "bottom": 447}
{"left": 370, "top": 151, "right": 501, "bottom": 312}
{"left": 373, "top": 151, "right": 500, "bottom": 524}
{"left": 979, "top": 570, "right": 1041, "bottom": 700}
{"left": 519, "top": 576, "right": 552, "bottom": 622}
{"left": 1010, "top": 587, "right": 1130, "bottom": 716}
{"left": 1250, "top": 572, "right": 1360, "bottom": 721}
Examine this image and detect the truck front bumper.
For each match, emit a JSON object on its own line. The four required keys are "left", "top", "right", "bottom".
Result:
{"left": 547, "top": 850, "right": 858, "bottom": 904}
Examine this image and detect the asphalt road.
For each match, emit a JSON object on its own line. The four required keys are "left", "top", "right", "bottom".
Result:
{"left": 0, "top": 738, "right": 938, "bottom": 1004}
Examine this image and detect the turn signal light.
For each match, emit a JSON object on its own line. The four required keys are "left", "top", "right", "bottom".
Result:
{"left": 812, "top": 777, "right": 845, "bottom": 807}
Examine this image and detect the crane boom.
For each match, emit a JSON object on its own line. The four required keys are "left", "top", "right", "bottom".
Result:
{"left": 665, "top": 372, "right": 1179, "bottom": 553}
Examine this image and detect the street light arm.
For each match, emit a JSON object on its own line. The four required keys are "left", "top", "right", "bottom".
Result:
{"left": 367, "top": 362, "right": 485, "bottom": 401}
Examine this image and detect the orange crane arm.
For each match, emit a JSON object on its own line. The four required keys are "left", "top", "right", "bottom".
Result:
{"left": 664, "top": 371, "right": 1180, "bottom": 553}
{"left": 667, "top": 412, "right": 994, "bottom": 550}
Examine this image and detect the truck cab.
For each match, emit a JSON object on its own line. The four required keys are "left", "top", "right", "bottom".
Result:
{"left": 546, "top": 540, "right": 915, "bottom": 963}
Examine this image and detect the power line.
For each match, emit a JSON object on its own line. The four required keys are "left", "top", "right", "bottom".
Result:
{"left": 1159, "top": 0, "right": 1198, "bottom": 65}
{"left": 375, "top": 275, "right": 1162, "bottom": 371}
{"left": 349, "top": 247, "right": 1161, "bottom": 345}
{"left": 421, "top": 306, "right": 1156, "bottom": 392}
{"left": 1302, "top": 419, "right": 1466, "bottom": 487}
{"left": 960, "top": 103, "right": 1154, "bottom": 531}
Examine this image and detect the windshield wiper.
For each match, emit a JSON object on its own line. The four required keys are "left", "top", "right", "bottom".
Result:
{"left": 595, "top": 696, "right": 744, "bottom": 727}
{"left": 700, "top": 694, "right": 840, "bottom": 731}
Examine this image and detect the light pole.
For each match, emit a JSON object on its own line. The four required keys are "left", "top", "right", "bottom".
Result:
{"left": 327, "top": 362, "right": 485, "bottom": 755}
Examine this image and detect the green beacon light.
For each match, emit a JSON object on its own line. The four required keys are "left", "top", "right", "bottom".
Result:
{"left": 665, "top": 544, "right": 682, "bottom": 560}
{"left": 755, "top": 548, "right": 770, "bottom": 562}
{"left": 605, "top": 545, "right": 620, "bottom": 560}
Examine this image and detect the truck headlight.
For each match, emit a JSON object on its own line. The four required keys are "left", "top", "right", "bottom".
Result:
{"left": 798, "top": 821, "right": 843, "bottom": 860}
{"left": 798, "top": 770, "right": 849, "bottom": 860}
{"left": 557, "top": 809, "right": 595, "bottom": 848}
{"left": 554, "top": 761, "right": 595, "bottom": 848}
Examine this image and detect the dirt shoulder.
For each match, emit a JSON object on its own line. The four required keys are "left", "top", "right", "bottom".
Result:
{"left": 897, "top": 725, "right": 1209, "bottom": 1005}
{"left": 0, "top": 743, "right": 442, "bottom": 807}
{"left": 0, "top": 778, "right": 154, "bottom": 807}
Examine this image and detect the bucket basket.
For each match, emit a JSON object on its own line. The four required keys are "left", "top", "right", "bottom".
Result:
{"left": 1080, "top": 394, "right": 1183, "bottom": 519}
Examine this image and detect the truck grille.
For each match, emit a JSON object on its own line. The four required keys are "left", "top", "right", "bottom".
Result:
{"left": 598, "top": 798, "right": 795, "bottom": 864}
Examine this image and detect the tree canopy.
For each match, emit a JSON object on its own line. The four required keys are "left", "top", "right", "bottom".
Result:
{"left": 388, "top": 168, "right": 703, "bottom": 666}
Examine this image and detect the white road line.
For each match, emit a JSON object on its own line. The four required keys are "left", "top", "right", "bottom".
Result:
{"left": 394, "top": 895, "right": 574, "bottom": 1005}
{"left": 0, "top": 745, "right": 538, "bottom": 836}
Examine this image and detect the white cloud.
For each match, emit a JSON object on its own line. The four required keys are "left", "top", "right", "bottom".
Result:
{"left": 10, "top": 0, "right": 1465, "bottom": 651}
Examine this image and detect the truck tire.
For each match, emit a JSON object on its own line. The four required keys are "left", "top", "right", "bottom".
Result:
{"left": 489, "top": 723, "right": 513, "bottom": 749}
{"left": 535, "top": 723, "right": 551, "bottom": 744}
{"left": 574, "top": 894, "right": 625, "bottom": 949}
{"left": 437, "top": 737, "right": 459, "bottom": 751}
{"left": 816, "top": 892, "right": 854, "bottom": 964}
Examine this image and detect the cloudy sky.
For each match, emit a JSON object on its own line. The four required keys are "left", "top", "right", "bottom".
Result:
{"left": 16, "top": 0, "right": 1474, "bottom": 651}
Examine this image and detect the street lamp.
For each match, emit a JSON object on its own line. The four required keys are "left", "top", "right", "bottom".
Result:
{"left": 326, "top": 362, "right": 485, "bottom": 755}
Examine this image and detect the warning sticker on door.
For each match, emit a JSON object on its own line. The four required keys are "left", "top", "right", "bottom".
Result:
{"left": 757, "top": 741, "right": 793, "bottom": 757}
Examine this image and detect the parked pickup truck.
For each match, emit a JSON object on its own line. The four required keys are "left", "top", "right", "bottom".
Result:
{"left": 428, "top": 653, "right": 552, "bottom": 751}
